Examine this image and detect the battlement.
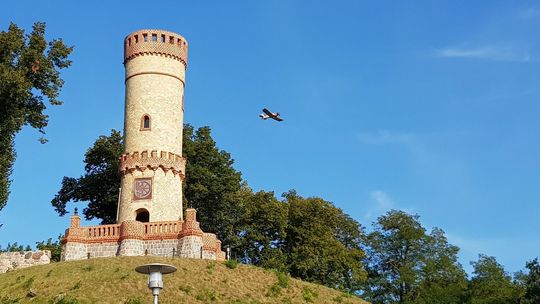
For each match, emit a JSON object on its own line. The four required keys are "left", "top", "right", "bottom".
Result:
{"left": 124, "top": 29, "right": 188, "bottom": 66}
{"left": 119, "top": 150, "right": 186, "bottom": 179}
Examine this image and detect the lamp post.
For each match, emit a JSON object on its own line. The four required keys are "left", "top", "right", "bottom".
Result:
{"left": 224, "top": 245, "right": 231, "bottom": 260}
{"left": 135, "top": 263, "right": 177, "bottom": 304}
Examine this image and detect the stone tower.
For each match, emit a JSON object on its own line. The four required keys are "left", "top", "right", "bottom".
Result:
{"left": 61, "top": 29, "right": 225, "bottom": 261}
{"left": 117, "top": 29, "right": 188, "bottom": 223}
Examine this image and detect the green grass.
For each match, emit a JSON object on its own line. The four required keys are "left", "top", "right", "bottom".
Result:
{"left": 0, "top": 256, "right": 369, "bottom": 303}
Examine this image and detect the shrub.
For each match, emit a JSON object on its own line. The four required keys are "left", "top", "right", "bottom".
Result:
{"left": 196, "top": 288, "right": 219, "bottom": 302}
{"left": 275, "top": 271, "right": 289, "bottom": 288}
{"left": 225, "top": 259, "right": 239, "bottom": 269}
{"left": 302, "top": 287, "right": 318, "bottom": 303}
{"left": 179, "top": 285, "right": 193, "bottom": 294}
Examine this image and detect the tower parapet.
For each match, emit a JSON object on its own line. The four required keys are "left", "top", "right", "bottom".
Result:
{"left": 124, "top": 29, "right": 188, "bottom": 66}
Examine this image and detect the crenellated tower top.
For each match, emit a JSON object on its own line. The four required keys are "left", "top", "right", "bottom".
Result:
{"left": 124, "top": 29, "right": 188, "bottom": 66}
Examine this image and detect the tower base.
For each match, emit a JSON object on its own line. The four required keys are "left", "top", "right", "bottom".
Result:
{"left": 60, "top": 209, "right": 226, "bottom": 261}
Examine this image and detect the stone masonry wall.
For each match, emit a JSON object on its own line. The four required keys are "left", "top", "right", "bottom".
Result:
{"left": 0, "top": 251, "right": 51, "bottom": 273}
{"left": 118, "top": 239, "right": 144, "bottom": 256}
{"left": 144, "top": 239, "right": 177, "bottom": 256}
{"left": 87, "top": 243, "right": 119, "bottom": 258}
{"left": 61, "top": 242, "right": 86, "bottom": 261}
{"left": 178, "top": 236, "right": 203, "bottom": 259}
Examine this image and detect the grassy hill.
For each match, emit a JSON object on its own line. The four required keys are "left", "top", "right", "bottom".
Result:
{"left": 0, "top": 256, "right": 368, "bottom": 304}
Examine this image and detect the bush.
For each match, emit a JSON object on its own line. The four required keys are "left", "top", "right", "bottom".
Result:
{"left": 302, "top": 287, "right": 318, "bottom": 303}
{"left": 225, "top": 259, "right": 239, "bottom": 269}
{"left": 196, "top": 288, "right": 219, "bottom": 302}
{"left": 275, "top": 271, "right": 289, "bottom": 288}
{"left": 266, "top": 283, "right": 282, "bottom": 297}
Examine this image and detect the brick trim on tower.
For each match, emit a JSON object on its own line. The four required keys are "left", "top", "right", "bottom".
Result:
{"left": 119, "top": 150, "right": 186, "bottom": 180}
{"left": 124, "top": 29, "right": 188, "bottom": 66}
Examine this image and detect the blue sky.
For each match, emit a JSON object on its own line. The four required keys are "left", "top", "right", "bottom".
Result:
{"left": 1, "top": 1, "right": 539, "bottom": 274}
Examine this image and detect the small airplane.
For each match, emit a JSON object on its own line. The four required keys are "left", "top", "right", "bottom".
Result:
{"left": 259, "top": 108, "right": 284, "bottom": 121}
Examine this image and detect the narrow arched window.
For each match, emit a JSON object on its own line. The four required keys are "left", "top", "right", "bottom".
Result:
{"left": 141, "top": 115, "right": 151, "bottom": 130}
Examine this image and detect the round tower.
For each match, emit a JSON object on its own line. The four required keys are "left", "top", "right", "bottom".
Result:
{"left": 117, "top": 29, "right": 188, "bottom": 223}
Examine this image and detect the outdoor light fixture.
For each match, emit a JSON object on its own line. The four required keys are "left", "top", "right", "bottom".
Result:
{"left": 224, "top": 245, "right": 231, "bottom": 260}
{"left": 135, "top": 263, "right": 177, "bottom": 304}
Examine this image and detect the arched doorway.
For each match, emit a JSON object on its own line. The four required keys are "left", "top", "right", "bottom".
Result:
{"left": 135, "top": 209, "right": 150, "bottom": 222}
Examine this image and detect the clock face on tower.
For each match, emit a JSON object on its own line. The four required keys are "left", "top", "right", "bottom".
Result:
{"left": 133, "top": 178, "right": 152, "bottom": 200}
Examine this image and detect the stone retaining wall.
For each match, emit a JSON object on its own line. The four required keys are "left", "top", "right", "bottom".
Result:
{"left": 0, "top": 250, "right": 51, "bottom": 273}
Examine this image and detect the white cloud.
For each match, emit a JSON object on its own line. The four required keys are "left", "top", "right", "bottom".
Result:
{"left": 434, "top": 46, "right": 532, "bottom": 62}
{"left": 364, "top": 190, "right": 396, "bottom": 220}
{"left": 357, "top": 130, "right": 412, "bottom": 145}
{"left": 371, "top": 190, "right": 395, "bottom": 209}
{"left": 364, "top": 190, "right": 416, "bottom": 221}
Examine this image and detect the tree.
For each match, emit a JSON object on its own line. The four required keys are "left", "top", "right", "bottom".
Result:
{"left": 237, "top": 188, "right": 288, "bottom": 271}
{"left": 51, "top": 130, "right": 123, "bottom": 223}
{"left": 182, "top": 124, "right": 244, "bottom": 246}
{"left": 0, "top": 242, "right": 25, "bottom": 252}
{"left": 36, "top": 235, "right": 62, "bottom": 262}
{"left": 0, "top": 22, "right": 73, "bottom": 212}
{"left": 468, "top": 254, "right": 522, "bottom": 304}
{"left": 364, "top": 210, "right": 426, "bottom": 303}
{"left": 413, "top": 228, "right": 467, "bottom": 304}
{"left": 51, "top": 125, "right": 245, "bottom": 235}
{"left": 364, "top": 210, "right": 467, "bottom": 304}
{"left": 523, "top": 258, "right": 540, "bottom": 304}
{"left": 284, "top": 191, "right": 367, "bottom": 292}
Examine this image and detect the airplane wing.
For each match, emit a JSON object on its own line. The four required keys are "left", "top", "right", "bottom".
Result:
{"left": 262, "top": 108, "right": 273, "bottom": 116}
{"left": 273, "top": 116, "right": 283, "bottom": 122}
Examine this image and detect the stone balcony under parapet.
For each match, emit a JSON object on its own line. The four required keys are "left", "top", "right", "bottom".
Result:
{"left": 119, "top": 150, "right": 186, "bottom": 179}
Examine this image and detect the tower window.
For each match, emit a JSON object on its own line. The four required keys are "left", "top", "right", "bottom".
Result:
{"left": 161, "top": 34, "right": 166, "bottom": 42}
{"left": 140, "top": 114, "right": 151, "bottom": 130}
{"left": 143, "top": 34, "right": 148, "bottom": 42}
{"left": 128, "top": 38, "right": 131, "bottom": 46}
{"left": 152, "top": 34, "right": 157, "bottom": 42}
{"left": 134, "top": 35, "right": 139, "bottom": 43}
{"left": 169, "top": 36, "right": 174, "bottom": 44}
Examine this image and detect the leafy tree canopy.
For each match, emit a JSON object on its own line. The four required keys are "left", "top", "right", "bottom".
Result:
{"left": 283, "top": 190, "right": 367, "bottom": 292}
{"left": 51, "top": 125, "right": 245, "bottom": 236}
{"left": 182, "top": 124, "right": 244, "bottom": 245}
{"left": 523, "top": 258, "right": 540, "bottom": 304}
{"left": 51, "top": 129, "right": 123, "bottom": 224}
{"left": 36, "top": 235, "right": 62, "bottom": 262}
{"left": 468, "top": 254, "right": 522, "bottom": 304}
{"left": 364, "top": 210, "right": 467, "bottom": 304}
{"left": 0, "top": 22, "right": 72, "bottom": 212}
{"left": 237, "top": 188, "right": 288, "bottom": 271}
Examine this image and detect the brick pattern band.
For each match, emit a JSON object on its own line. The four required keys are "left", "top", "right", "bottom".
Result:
{"left": 119, "top": 150, "right": 186, "bottom": 179}
{"left": 124, "top": 29, "right": 188, "bottom": 66}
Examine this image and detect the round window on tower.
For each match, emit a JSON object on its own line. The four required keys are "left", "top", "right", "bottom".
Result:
{"left": 140, "top": 114, "right": 151, "bottom": 131}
